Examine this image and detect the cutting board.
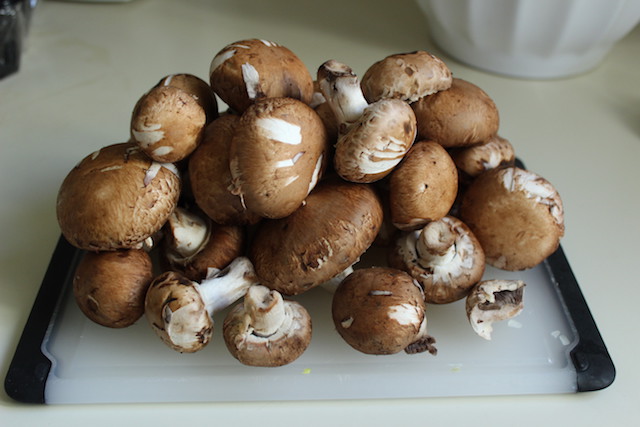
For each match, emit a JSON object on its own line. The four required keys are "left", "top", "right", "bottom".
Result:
{"left": 4, "top": 234, "right": 615, "bottom": 404}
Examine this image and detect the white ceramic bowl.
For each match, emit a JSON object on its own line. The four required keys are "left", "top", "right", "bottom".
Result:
{"left": 416, "top": 0, "right": 640, "bottom": 79}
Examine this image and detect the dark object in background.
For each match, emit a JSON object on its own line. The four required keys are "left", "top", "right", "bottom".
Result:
{"left": 1, "top": 0, "right": 37, "bottom": 79}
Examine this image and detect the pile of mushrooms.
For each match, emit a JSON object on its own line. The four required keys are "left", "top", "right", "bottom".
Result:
{"left": 56, "top": 38, "right": 565, "bottom": 366}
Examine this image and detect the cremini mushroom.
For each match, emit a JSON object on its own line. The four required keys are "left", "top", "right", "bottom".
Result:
{"left": 154, "top": 73, "right": 218, "bottom": 123}
{"left": 411, "top": 78, "right": 499, "bottom": 148}
{"left": 228, "top": 96, "right": 328, "bottom": 219}
{"left": 388, "top": 140, "right": 458, "bottom": 231}
{"left": 56, "top": 142, "right": 180, "bottom": 251}
{"left": 317, "top": 60, "right": 417, "bottom": 183}
{"left": 209, "top": 38, "right": 314, "bottom": 113}
{"left": 360, "top": 50, "right": 452, "bottom": 103}
{"left": 73, "top": 249, "right": 154, "bottom": 328}
{"left": 450, "top": 134, "right": 515, "bottom": 180}
{"left": 222, "top": 285, "right": 312, "bottom": 367}
{"left": 161, "top": 206, "right": 245, "bottom": 281}
{"left": 388, "top": 216, "right": 485, "bottom": 304}
{"left": 144, "top": 257, "right": 259, "bottom": 353}
{"left": 459, "top": 166, "right": 564, "bottom": 271}
{"left": 331, "top": 267, "right": 437, "bottom": 355}
{"left": 466, "top": 279, "right": 526, "bottom": 340}
{"left": 249, "top": 178, "right": 383, "bottom": 296}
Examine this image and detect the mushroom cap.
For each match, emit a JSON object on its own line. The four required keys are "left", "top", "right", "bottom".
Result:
{"left": 388, "top": 216, "right": 485, "bottom": 304}
{"left": 459, "top": 166, "right": 564, "bottom": 271}
{"left": 331, "top": 267, "right": 426, "bottom": 355}
{"left": 249, "top": 178, "right": 383, "bottom": 295}
{"left": 411, "top": 78, "right": 499, "bottom": 148}
{"left": 361, "top": 51, "right": 452, "bottom": 103}
{"left": 466, "top": 279, "right": 526, "bottom": 340}
{"left": 56, "top": 142, "right": 180, "bottom": 251}
{"left": 73, "top": 249, "right": 154, "bottom": 328}
{"left": 130, "top": 85, "right": 207, "bottom": 163}
{"left": 209, "top": 39, "right": 314, "bottom": 113}
{"left": 229, "top": 97, "right": 328, "bottom": 219}
{"left": 450, "top": 134, "right": 515, "bottom": 179}
{"left": 189, "top": 114, "right": 261, "bottom": 225}
{"left": 388, "top": 140, "right": 458, "bottom": 230}
{"left": 144, "top": 271, "right": 213, "bottom": 353}
{"left": 155, "top": 73, "right": 219, "bottom": 123}
{"left": 222, "top": 286, "right": 312, "bottom": 367}
{"left": 333, "top": 98, "right": 417, "bottom": 183}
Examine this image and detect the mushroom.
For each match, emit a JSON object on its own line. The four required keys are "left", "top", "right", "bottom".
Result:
{"left": 331, "top": 267, "right": 437, "bottom": 355}
{"left": 317, "top": 60, "right": 417, "bottom": 183}
{"left": 161, "top": 206, "right": 245, "bottom": 281}
{"left": 459, "top": 166, "right": 564, "bottom": 271}
{"left": 209, "top": 38, "right": 314, "bottom": 114}
{"left": 154, "top": 73, "right": 218, "bottom": 123}
{"left": 388, "top": 140, "right": 458, "bottom": 231}
{"left": 56, "top": 142, "right": 181, "bottom": 251}
{"left": 466, "top": 279, "right": 526, "bottom": 340}
{"left": 360, "top": 50, "right": 452, "bottom": 103}
{"left": 411, "top": 78, "right": 499, "bottom": 148}
{"left": 449, "top": 134, "right": 516, "bottom": 180}
{"left": 144, "top": 256, "right": 259, "bottom": 353}
{"left": 228, "top": 96, "right": 328, "bottom": 219}
{"left": 388, "top": 216, "right": 485, "bottom": 304}
{"left": 130, "top": 79, "right": 208, "bottom": 163}
{"left": 222, "top": 285, "right": 312, "bottom": 367}
{"left": 249, "top": 178, "right": 383, "bottom": 295}
{"left": 73, "top": 248, "right": 154, "bottom": 328}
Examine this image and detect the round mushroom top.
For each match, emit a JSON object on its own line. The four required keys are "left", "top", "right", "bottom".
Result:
{"left": 361, "top": 51, "right": 452, "bottom": 103}
{"left": 229, "top": 97, "right": 328, "bottom": 219}
{"left": 459, "top": 166, "right": 564, "bottom": 271}
{"left": 155, "top": 73, "right": 219, "bottom": 123}
{"left": 388, "top": 140, "right": 458, "bottom": 230}
{"left": 411, "top": 78, "right": 499, "bottom": 148}
{"left": 249, "top": 178, "right": 384, "bottom": 296}
{"left": 331, "top": 267, "right": 426, "bottom": 355}
{"left": 56, "top": 142, "right": 180, "bottom": 251}
{"left": 209, "top": 39, "right": 314, "bottom": 113}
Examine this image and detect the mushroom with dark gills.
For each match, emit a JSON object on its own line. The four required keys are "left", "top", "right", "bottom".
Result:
{"left": 223, "top": 285, "right": 312, "bottom": 367}
{"left": 316, "top": 60, "right": 417, "bottom": 183}
{"left": 466, "top": 279, "right": 526, "bottom": 340}
{"left": 331, "top": 267, "right": 437, "bottom": 355}
{"left": 144, "top": 257, "right": 259, "bottom": 353}
{"left": 56, "top": 142, "right": 180, "bottom": 251}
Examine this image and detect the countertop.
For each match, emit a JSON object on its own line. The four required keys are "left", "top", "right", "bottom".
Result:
{"left": 1, "top": 0, "right": 638, "bottom": 425}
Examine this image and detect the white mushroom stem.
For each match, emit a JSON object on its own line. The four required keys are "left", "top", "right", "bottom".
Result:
{"left": 165, "top": 207, "right": 210, "bottom": 261}
{"left": 416, "top": 220, "right": 457, "bottom": 267}
{"left": 404, "top": 315, "right": 437, "bottom": 355}
{"left": 243, "top": 285, "right": 287, "bottom": 337}
{"left": 317, "top": 60, "right": 369, "bottom": 125}
{"left": 199, "top": 257, "right": 260, "bottom": 315}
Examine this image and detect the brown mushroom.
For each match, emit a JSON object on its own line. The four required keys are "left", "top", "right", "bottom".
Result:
{"left": 388, "top": 216, "right": 485, "bottom": 304}
{"left": 209, "top": 39, "right": 314, "bottom": 113}
{"left": 73, "top": 249, "right": 154, "bottom": 328}
{"left": 388, "top": 140, "right": 458, "bottom": 231}
{"left": 154, "top": 73, "right": 218, "bottom": 124}
{"left": 331, "top": 267, "right": 437, "bottom": 355}
{"left": 450, "top": 134, "right": 515, "bottom": 180}
{"left": 459, "top": 166, "right": 564, "bottom": 271}
{"left": 249, "top": 178, "right": 383, "bottom": 296}
{"left": 466, "top": 279, "right": 526, "bottom": 340}
{"left": 360, "top": 50, "right": 452, "bottom": 103}
{"left": 228, "top": 96, "right": 328, "bottom": 219}
{"left": 223, "top": 285, "right": 312, "bottom": 367}
{"left": 411, "top": 78, "right": 499, "bottom": 148}
{"left": 56, "top": 142, "right": 181, "bottom": 251}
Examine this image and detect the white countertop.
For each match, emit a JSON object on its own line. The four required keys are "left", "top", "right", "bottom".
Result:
{"left": 1, "top": 0, "right": 639, "bottom": 425}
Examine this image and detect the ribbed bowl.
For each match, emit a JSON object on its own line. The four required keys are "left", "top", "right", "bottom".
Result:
{"left": 416, "top": 0, "right": 640, "bottom": 79}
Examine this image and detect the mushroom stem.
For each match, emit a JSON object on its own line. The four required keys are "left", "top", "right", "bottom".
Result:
{"left": 416, "top": 220, "right": 457, "bottom": 267}
{"left": 404, "top": 316, "right": 438, "bottom": 355}
{"left": 200, "top": 257, "right": 260, "bottom": 315}
{"left": 317, "top": 60, "right": 369, "bottom": 125}
{"left": 165, "top": 207, "right": 210, "bottom": 262}
{"left": 243, "top": 285, "right": 287, "bottom": 337}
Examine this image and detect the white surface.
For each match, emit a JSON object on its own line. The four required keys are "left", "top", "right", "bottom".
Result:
{"left": 1, "top": 0, "right": 639, "bottom": 425}
{"left": 416, "top": 0, "right": 640, "bottom": 79}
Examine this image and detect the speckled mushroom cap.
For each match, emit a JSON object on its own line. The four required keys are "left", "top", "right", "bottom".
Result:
{"left": 130, "top": 84, "right": 207, "bottom": 163}
{"left": 189, "top": 114, "right": 261, "bottom": 225}
{"left": 229, "top": 97, "right": 328, "bottom": 219}
{"left": 154, "top": 73, "right": 218, "bottom": 123}
{"left": 388, "top": 140, "right": 458, "bottom": 230}
{"left": 411, "top": 78, "right": 500, "bottom": 148}
{"left": 73, "top": 249, "right": 154, "bottom": 328}
{"left": 450, "top": 134, "right": 515, "bottom": 179}
{"left": 56, "top": 142, "right": 180, "bottom": 251}
{"left": 209, "top": 38, "right": 314, "bottom": 113}
{"left": 249, "top": 178, "right": 383, "bottom": 296}
{"left": 331, "top": 267, "right": 426, "bottom": 355}
{"left": 360, "top": 51, "right": 452, "bottom": 103}
{"left": 459, "top": 166, "right": 564, "bottom": 271}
